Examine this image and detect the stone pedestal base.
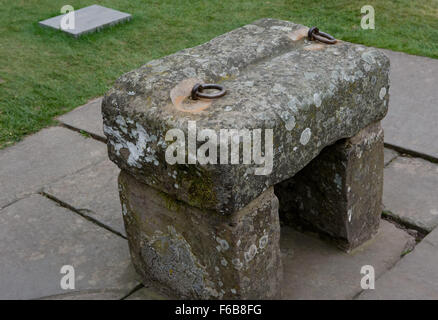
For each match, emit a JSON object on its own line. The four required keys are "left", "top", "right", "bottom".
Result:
{"left": 275, "top": 122, "right": 384, "bottom": 251}
{"left": 118, "top": 171, "right": 282, "bottom": 299}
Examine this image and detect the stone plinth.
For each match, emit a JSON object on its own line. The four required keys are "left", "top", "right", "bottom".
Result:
{"left": 102, "top": 19, "right": 390, "bottom": 299}
{"left": 119, "top": 171, "right": 282, "bottom": 299}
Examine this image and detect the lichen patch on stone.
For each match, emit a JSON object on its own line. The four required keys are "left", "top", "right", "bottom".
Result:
{"left": 300, "top": 128, "right": 312, "bottom": 145}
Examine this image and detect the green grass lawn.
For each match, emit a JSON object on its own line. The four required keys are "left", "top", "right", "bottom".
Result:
{"left": 0, "top": 0, "right": 437, "bottom": 149}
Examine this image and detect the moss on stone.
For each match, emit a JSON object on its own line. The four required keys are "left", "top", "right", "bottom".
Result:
{"left": 157, "top": 189, "right": 184, "bottom": 212}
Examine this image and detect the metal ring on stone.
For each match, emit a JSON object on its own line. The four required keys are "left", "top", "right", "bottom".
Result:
{"left": 308, "top": 26, "right": 337, "bottom": 45}
{"left": 191, "top": 83, "right": 226, "bottom": 100}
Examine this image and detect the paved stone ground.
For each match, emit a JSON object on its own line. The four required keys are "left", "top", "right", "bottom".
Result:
{"left": 381, "top": 50, "right": 438, "bottom": 160}
{"left": 1, "top": 49, "right": 437, "bottom": 299}
{"left": 358, "top": 226, "right": 438, "bottom": 300}
{"left": 0, "top": 195, "right": 139, "bottom": 300}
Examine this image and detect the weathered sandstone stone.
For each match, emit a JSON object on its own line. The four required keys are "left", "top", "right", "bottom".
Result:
{"left": 102, "top": 18, "right": 389, "bottom": 298}
{"left": 276, "top": 122, "right": 384, "bottom": 251}
{"left": 102, "top": 18, "right": 390, "bottom": 215}
{"left": 118, "top": 171, "right": 282, "bottom": 299}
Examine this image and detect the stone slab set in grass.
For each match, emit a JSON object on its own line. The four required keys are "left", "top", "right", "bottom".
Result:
{"left": 102, "top": 18, "right": 390, "bottom": 299}
{"left": 39, "top": 5, "right": 131, "bottom": 38}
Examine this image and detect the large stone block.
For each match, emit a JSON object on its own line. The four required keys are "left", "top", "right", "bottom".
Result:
{"left": 102, "top": 18, "right": 390, "bottom": 215}
{"left": 58, "top": 97, "right": 105, "bottom": 141}
{"left": 275, "top": 122, "right": 384, "bottom": 251}
{"left": 118, "top": 170, "right": 282, "bottom": 299}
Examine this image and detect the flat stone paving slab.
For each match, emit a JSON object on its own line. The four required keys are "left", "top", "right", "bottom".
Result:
{"left": 280, "top": 220, "right": 414, "bottom": 300}
{"left": 381, "top": 49, "right": 438, "bottom": 159}
{"left": 0, "top": 194, "right": 139, "bottom": 300}
{"left": 383, "top": 155, "right": 438, "bottom": 232}
{"left": 58, "top": 97, "right": 105, "bottom": 140}
{"left": 43, "top": 159, "right": 124, "bottom": 236}
{"left": 0, "top": 127, "right": 107, "bottom": 209}
{"left": 358, "top": 225, "right": 438, "bottom": 299}
{"left": 39, "top": 5, "right": 131, "bottom": 38}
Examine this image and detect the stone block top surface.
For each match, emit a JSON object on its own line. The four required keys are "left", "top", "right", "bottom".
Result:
{"left": 39, "top": 5, "right": 131, "bottom": 37}
{"left": 102, "top": 18, "right": 390, "bottom": 214}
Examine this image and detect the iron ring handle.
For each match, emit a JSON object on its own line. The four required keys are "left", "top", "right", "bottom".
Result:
{"left": 308, "top": 27, "right": 337, "bottom": 45}
{"left": 191, "top": 83, "right": 227, "bottom": 100}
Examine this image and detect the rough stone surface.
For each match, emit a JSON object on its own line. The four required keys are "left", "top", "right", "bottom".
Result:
{"left": 281, "top": 220, "right": 414, "bottom": 299}
{"left": 43, "top": 159, "right": 124, "bottom": 236}
{"left": 0, "top": 127, "right": 107, "bottom": 209}
{"left": 39, "top": 5, "right": 131, "bottom": 38}
{"left": 0, "top": 194, "right": 139, "bottom": 300}
{"left": 358, "top": 225, "right": 438, "bottom": 299}
{"left": 118, "top": 170, "right": 282, "bottom": 299}
{"left": 58, "top": 97, "right": 105, "bottom": 140}
{"left": 384, "top": 148, "right": 398, "bottom": 166}
{"left": 381, "top": 49, "right": 438, "bottom": 159}
{"left": 383, "top": 156, "right": 438, "bottom": 232}
{"left": 102, "top": 18, "right": 390, "bottom": 215}
{"left": 276, "top": 122, "right": 384, "bottom": 251}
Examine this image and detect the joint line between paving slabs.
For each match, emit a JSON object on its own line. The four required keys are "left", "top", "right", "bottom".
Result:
{"left": 120, "top": 283, "right": 144, "bottom": 300}
{"left": 0, "top": 193, "right": 38, "bottom": 211}
{"left": 59, "top": 123, "right": 107, "bottom": 143}
{"left": 382, "top": 211, "right": 428, "bottom": 240}
{"left": 384, "top": 154, "right": 399, "bottom": 168}
{"left": 39, "top": 191, "right": 127, "bottom": 240}
{"left": 384, "top": 143, "right": 438, "bottom": 164}
{"left": 44, "top": 157, "right": 110, "bottom": 189}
